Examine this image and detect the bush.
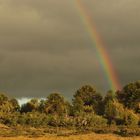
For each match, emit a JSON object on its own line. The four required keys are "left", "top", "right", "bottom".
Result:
{"left": 89, "top": 114, "right": 107, "bottom": 127}
{"left": 47, "top": 115, "right": 59, "bottom": 127}
{"left": 104, "top": 100, "right": 125, "bottom": 125}
{"left": 17, "top": 112, "right": 48, "bottom": 127}
{"left": 118, "top": 127, "right": 140, "bottom": 137}
{"left": 2, "top": 113, "right": 19, "bottom": 126}
{"left": 123, "top": 110, "right": 139, "bottom": 126}
{"left": 73, "top": 114, "right": 107, "bottom": 128}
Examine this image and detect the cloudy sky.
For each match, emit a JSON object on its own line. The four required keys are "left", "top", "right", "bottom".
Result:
{"left": 0, "top": 0, "right": 140, "bottom": 99}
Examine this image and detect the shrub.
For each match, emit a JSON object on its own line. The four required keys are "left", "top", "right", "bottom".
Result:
{"left": 1, "top": 113, "right": 19, "bottom": 126}
{"left": 89, "top": 114, "right": 107, "bottom": 127}
{"left": 104, "top": 100, "right": 125, "bottom": 125}
{"left": 118, "top": 127, "right": 140, "bottom": 137}
{"left": 73, "top": 114, "right": 107, "bottom": 128}
{"left": 123, "top": 110, "right": 139, "bottom": 126}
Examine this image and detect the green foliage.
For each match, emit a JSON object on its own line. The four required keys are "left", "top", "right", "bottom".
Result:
{"left": 17, "top": 112, "right": 49, "bottom": 127}
{"left": 123, "top": 109, "right": 139, "bottom": 126}
{"left": 0, "top": 93, "right": 8, "bottom": 104}
{"left": 0, "top": 101, "right": 14, "bottom": 113}
{"left": 10, "top": 98, "right": 20, "bottom": 111}
{"left": 73, "top": 85, "right": 103, "bottom": 115}
{"left": 0, "top": 81, "right": 139, "bottom": 134}
{"left": 45, "top": 93, "right": 69, "bottom": 116}
{"left": 38, "top": 99, "right": 46, "bottom": 113}
{"left": 83, "top": 105, "right": 94, "bottom": 113}
{"left": 0, "top": 93, "right": 20, "bottom": 114}
{"left": 73, "top": 113, "right": 107, "bottom": 128}
{"left": 118, "top": 127, "right": 140, "bottom": 137}
{"left": 116, "top": 81, "right": 140, "bottom": 112}
{"left": 4, "top": 113, "right": 19, "bottom": 126}
{"left": 88, "top": 114, "right": 107, "bottom": 127}
{"left": 71, "top": 97, "right": 84, "bottom": 116}
{"left": 104, "top": 90, "right": 116, "bottom": 104}
{"left": 104, "top": 100, "right": 125, "bottom": 125}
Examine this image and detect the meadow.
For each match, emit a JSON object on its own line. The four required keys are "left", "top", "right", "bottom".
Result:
{"left": 0, "top": 134, "right": 139, "bottom": 140}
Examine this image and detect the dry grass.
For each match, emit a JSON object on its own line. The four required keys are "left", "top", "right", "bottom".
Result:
{"left": 0, "top": 124, "right": 139, "bottom": 139}
{"left": 0, "top": 133, "right": 139, "bottom": 140}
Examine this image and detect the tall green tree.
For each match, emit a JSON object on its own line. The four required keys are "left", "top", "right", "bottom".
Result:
{"left": 0, "top": 93, "right": 19, "bottom": 113}
{"left": 104, "top": 100, "right": 125, "bottom": 125}
{"left": 0, "top": 93, "right": 8, "bottom": 105}
{"left": 73, "top": 85, "right": 103, "bottom": 114}
{"left": 38, "top": 99, "right": 46, "bottom": 113}
{"left": 123, "top": 109, "right": 139, "bottom": 126}
{"left": 72, "top": 96, "right": 84, "bottom": 116}
{"left": 10, "top": 98, "right": 20, "bottom": 112}
{"left": 104, "top": 90, "right": 116, "bottom": 104}
{"left": 116, "top": 81, "right": 140, "bottom": 112}
{"left": 45, "top": 93, "right": 69, "bottom": 116}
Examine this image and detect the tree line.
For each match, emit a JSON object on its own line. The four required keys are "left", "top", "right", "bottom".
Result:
{"left": 0, "top": 81, "right": 140, "bottom": 129}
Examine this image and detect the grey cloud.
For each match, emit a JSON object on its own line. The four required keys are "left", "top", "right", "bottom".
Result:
{"left": 0, "top": 0, "right": 139, "bottom": 98}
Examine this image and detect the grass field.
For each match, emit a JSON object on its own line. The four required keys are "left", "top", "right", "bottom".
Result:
{"left": 0, "top": 134, "right": 139, "bottom": 140}
{"left": 0, "top": 124, "right": 139, "bottom": 140}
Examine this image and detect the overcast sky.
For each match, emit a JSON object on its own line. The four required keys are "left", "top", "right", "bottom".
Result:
{"left": 0, "top": 0, "right": 140, "bottom": 99}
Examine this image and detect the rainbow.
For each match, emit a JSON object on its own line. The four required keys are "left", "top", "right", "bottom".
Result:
{"left": 76, "top": 0, "right": 121, "bottom": 91}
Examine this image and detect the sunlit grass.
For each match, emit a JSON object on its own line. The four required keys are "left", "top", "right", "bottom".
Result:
{"left": 0, "top": 133, "right": 139, "bottom": 140}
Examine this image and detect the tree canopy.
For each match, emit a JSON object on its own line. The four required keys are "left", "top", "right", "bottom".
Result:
{"left": 0, "top": 81, "right": 139, "bottom": 130}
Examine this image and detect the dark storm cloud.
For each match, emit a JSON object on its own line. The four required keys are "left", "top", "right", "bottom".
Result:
{"left": 0, "top": 0, "right": 140, "bottom": 98}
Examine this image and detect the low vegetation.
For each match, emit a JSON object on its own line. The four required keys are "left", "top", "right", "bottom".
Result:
{"left": 0, "top": 81, "right": 140, "bottom": 138}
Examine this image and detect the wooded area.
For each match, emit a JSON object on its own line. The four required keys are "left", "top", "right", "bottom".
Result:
{"left": 0, "top": 81, "right": 140, "bottom": 137}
